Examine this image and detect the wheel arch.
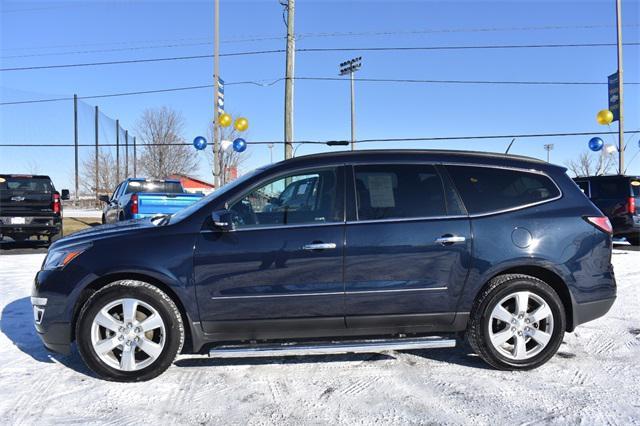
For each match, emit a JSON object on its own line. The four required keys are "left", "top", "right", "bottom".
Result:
{"left": 484, "top": 265, "right": 575, "bottom": 331}
{"left": 71, "top": 272, "right": 195, "bottom": 353}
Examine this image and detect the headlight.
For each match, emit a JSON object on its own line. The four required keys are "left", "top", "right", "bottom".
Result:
{"left": 43, "top": 243, "right": 92, "bottom": 270}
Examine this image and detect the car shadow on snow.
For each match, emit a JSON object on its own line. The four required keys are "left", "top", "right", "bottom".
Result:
{"left": 1, "top": 297, "right": 94, "bottom": 377}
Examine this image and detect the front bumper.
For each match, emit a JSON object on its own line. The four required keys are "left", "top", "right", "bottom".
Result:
{"left": 32, "top": 295, "right": 72, "bottom": 355}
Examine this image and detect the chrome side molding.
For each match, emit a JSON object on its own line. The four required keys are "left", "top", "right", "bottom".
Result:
{"left": 209, "top": 336, "right": 456, "bottom": 358}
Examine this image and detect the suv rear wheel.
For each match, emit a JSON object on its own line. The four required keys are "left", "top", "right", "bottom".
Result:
{"left": 467, "top": 274, "right": 565, "bottom": 370}
{"left": 76, "top": 280, "right": 184, "bottom": 382}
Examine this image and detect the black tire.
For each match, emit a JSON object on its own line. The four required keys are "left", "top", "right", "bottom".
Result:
{"left": 76, "top": 280, "right": 184, "bottom": 382}
{"left": 626, "top": 234, "right": 640, "bottom": 246}
{"left": 47, "top": 230, "right": 63, "bottom": 246}
{"left": 467, "top": 274, "right": 565, "bottom": 370}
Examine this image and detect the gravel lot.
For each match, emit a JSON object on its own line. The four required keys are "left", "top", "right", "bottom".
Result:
{"left": 1, "top": 250, "right": 638, "bottom": 425}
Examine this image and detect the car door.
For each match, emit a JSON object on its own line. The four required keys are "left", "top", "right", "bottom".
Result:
{"left": 194, "top": 166, "right": 346, "bottom": 340}
{"left": 344, "top": 163, "right": 472, "bottom": 329}
{"left": 104, "top": 183, "right": 122, "bottom": 223}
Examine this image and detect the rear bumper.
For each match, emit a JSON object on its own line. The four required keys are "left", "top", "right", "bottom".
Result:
{"left": 0, "top": 223, "right": 61, "bottom": 236}
{"left": 573, "top": 297, "right": 616, "bottom": 328}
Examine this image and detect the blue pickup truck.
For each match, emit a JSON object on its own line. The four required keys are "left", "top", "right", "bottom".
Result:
{"left": 99, "top": 178, "right": 203, "bottom": 224}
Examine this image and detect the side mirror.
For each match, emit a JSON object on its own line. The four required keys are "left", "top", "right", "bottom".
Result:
{"left": 60, "top": 189, "right": 70, "bottom": 200}
{"left": 98, "top": 195, "right": 110, "bottom": 203}
{"left": 211, "top": 209, "right": 235, "bottom": 232}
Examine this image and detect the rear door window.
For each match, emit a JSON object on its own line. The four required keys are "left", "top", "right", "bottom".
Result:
{"left": 353, "top": 164, "right": 453, "bottom": 220}
{"left": 446, "top": 165, "right": 560, "bottom": 215}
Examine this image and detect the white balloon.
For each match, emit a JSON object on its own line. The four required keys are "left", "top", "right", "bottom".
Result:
{"left": 604, "top": 144, "right": 618, "bottom": 154}
{"left": 221, "top": 140, "right": 232, "bottom": 151}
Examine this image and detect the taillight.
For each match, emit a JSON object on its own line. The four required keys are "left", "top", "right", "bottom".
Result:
{"left": 628, "top": 197, "right": 636, "bottom": 215}
{"left": 52, "top": 193, "right": 61, "bottom": 214}
{"left": 585, "top": 216, "right": 613, "bottom": 234}
{"left": 131, "top": 194, "right": 138, "bottom": 215}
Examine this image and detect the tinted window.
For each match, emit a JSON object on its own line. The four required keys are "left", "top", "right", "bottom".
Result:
{"left": 447, "top": 165, "right": 560, "bottom": 214}
{"left": 0, "top": 176, "right": 53, "bottom": 194}
{"left": 229, "top": 168, "right": 341, "bottom": 228}
{"left": 354, "top": 164, "right": 447, "bottom": 220}
{"left": 589, "top": 179, "right": 629, "bottom": 199}
{"left": 125, "top": 181, "right": 183, "bottom": 194}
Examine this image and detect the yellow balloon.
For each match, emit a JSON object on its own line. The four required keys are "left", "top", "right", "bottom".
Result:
{"left": 596, "top": 109, "right": 613, "bottom": 125}
{"left": 234, "top": 117, "right": 249, "bottom": 132}
{"left": 219, "top": 113, "right": 232, "bottom": 127}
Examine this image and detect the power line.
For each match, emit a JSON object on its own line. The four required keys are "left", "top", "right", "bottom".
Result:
{"left": 4, "top": 76, "right": 640, "bottom": 106}
{"left": 2, "top": 130, "right": 639, "bottom": 147}
{"left": 2, "top": 42, "right": 639, "bottom": 72}
{"left": 5, "top": 23, "right": 638, "bottom": 55}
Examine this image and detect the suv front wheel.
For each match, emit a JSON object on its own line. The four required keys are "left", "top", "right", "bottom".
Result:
{"left": 467, "top": 274, "right": 565, "bottom": 370}
{"left": 76, "top": 280, "right": 184, "bottom": 382}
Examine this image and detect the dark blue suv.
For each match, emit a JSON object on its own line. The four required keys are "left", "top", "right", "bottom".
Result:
{"left": 32, "top": 150, "right": 616, "bottom": 381}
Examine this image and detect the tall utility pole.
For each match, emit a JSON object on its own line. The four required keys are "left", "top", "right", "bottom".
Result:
{"left": 133, "top": 137, "right": 137, "bottom": 177}
{"left": 615, "top": 0, "right": 625, "bottom": 174}
{"left": 283, "top": 0, "right": 295, "bottom": 160}
{"left": 339, "top": 57, "right": 362, "bottom": 151}
{"left": 125, "top": 130, "right": 129, "bottom": 178}
{"left": 95, "top": 106, "right": 99, "bottom": 203}
{"left": 73, "top": 94, "right": 79, "bottom": 204}
{"left": 212, "top": 0, "right": 221, "bottom": 187}
{"left": 544, "top": 143, "right": 554, "bottom": 163}
{"left": 116, "top": 119, "right": 120, "bottom": 183}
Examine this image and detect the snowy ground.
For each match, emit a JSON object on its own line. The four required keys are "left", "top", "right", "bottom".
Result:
{"left": 63, "top": 208, "right": 102, "bottom": 218}
{"left": 0, "top": 251, "right": 638, "bottom": 425}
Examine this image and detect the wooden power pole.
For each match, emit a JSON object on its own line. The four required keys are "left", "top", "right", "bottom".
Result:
{"left": 284, "top": 0, "right": 295, "bottom": 160}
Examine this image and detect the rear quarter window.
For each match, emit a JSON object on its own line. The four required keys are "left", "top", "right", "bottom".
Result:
{"left": 446, "top": 165, "right": 560, "bottom": 215}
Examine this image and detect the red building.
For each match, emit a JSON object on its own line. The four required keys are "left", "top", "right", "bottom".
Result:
{"left": 168, "top": 174, "right": 216, "bottom": 195}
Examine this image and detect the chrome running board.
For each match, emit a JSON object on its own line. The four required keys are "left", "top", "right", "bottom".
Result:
{"left": 209, "top": 336, "right": 456, "bottom": 358}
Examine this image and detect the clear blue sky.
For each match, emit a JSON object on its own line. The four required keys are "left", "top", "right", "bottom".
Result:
{"left": 1, "top": 0, "right": 639, "bottom": 191}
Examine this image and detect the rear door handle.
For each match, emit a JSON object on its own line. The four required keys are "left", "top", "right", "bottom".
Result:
{"left": 435, "top": 235, "right": 466, "bottom": 245}
{"left": 302, "top": 242, "right": 337, "bottom": 251}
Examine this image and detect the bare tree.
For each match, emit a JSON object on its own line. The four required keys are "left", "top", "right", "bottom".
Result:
{"left": 207, "top": 120, "right": 250, "bottom": 186}
{"left": 565, "top": 150, "right": 617, "bottom": 177}
{"left": 136, "top": 107, "right": 199, "bottom": 178}
{"left": 26, "top": 159, "right": 40, "bottom": 174}
{"left": 80, "top": 149, "right": 119, "bottom": 196}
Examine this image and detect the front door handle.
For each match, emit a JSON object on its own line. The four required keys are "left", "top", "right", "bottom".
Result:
{"left": 302, "top": 242, "right": 337, "bottom": 251}
{"left": 435, "top": 235, "right": 466, "bottom": 245}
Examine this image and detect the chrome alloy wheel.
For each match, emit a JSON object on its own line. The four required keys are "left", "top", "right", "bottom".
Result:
{"left": 90, "top": 298, "right": 166, "bottom": 371}
{"left": 487, "top": 291, "right": 554, "bottom": 361}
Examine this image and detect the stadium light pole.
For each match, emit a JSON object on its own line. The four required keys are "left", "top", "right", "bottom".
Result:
{"left": 339, "top": 57, "right": 362, "bottom": 151}
{"left": 544, "top": 143, "right": 554, "bottom": 162}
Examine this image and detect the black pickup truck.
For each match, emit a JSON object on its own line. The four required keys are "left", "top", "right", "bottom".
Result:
{"left": 0, "top": 174, "right": 69, "bottom": 245}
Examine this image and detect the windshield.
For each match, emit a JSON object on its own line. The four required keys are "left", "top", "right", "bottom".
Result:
{"left": 126, "top": 181, "right": 183, "bottom": 194}
{"left": 169, "top": 167, "right": 265, "bottom": 224}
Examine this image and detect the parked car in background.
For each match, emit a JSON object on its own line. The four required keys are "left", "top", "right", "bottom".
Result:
{"left": 574, "top": 175, "right": 640, "bottom": 245}
{"left": 99, "top": 178, "right": 203, "bottom": 223}
{"left": 33, "top": 150, "right": 616, "bottom": 381}
{"left": 0, "top": 174, "right": 69, "bottom": 245}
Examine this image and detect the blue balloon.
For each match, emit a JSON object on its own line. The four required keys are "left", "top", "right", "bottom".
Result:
{"left": 588, "top": 137, "right": 604, "bottom": 152}
{"left": 193, "top": 136, "right": 207, "bottom": 150}
{"left": 233, "top": 138, "right": 247, "bottom": 153}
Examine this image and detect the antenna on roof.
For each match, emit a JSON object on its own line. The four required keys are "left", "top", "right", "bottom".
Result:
{"left": 505, "top": 138, "right": 516, "bottom": 154}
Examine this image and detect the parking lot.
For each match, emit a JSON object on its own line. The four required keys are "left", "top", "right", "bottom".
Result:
{"left": 0, "top": 248, "right": 638, "bottom": 425}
